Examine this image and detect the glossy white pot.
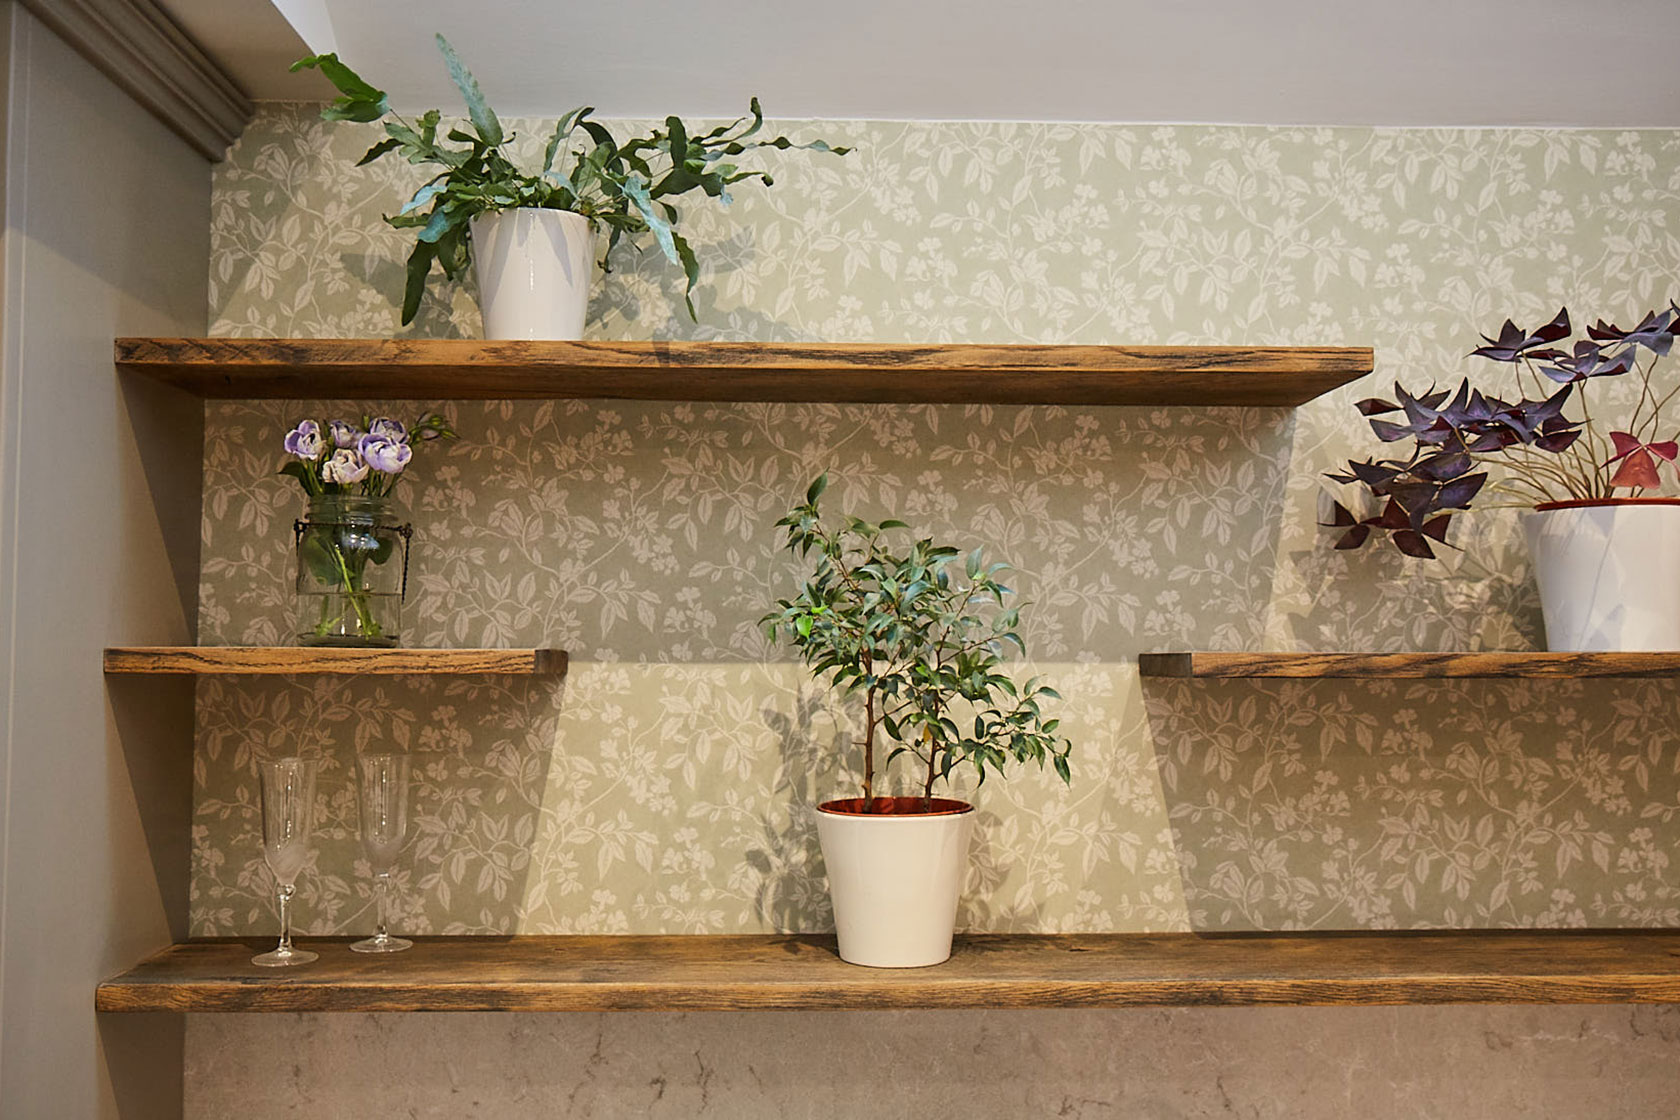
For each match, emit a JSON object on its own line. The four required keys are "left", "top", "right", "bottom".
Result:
{"left": 815, "top": 796, "right": 974, "bottom": 968}
{"left": 469, "top": 209, "right": 594, "bottom": 340}
{"left": 1521, "top": 499, "right": 1680, "bottom": 651}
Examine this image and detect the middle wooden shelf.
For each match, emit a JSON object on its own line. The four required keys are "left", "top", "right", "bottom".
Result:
{"left": 95, "top": 930, "right": 1680, "bottom": 1013}
{"left": 103, "top": 646, "right": 569, "bottom": 676}
{"left": 1138, "top": 651, "right": 1680, "bottom": 678}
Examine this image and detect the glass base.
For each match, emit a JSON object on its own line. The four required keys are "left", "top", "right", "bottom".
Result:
{"left": 252, "top": 944, "right": 318, "bottom": 967}
{"left": 298, "top": 633, "right": 399, "bottom": 649}
{"left": 350, "top": 933, "right": 413, "bottom": 953}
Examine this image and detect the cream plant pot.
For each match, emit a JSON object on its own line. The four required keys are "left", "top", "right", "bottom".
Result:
{"left": 815, "top": 796, "right": 974, "bottom": 968}
{"left": 469, "top": 208, "right": 595, "bottom": 340}
{"left": 1521, "top": 499, "right": 1680, "bottom": 651}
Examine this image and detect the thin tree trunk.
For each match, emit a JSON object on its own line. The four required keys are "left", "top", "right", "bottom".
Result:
{"left": 922, "top": 725, "right": 937, "bottom": 808}
{"left": 862, "top": 685, "right": 876, "bottom": 807}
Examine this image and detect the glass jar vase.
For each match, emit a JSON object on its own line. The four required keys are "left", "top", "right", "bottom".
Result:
{"left": 293, "top": 494, "right": 412, "bottom": 647}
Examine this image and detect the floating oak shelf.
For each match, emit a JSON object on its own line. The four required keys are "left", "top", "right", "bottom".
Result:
{"left": 95, "top": 931, "right": 1680, "bottom": 1013}
{"left": 1138, "top": 651, "right": 1680, "bottom": 679}
{"left": 114, "top": 338, "right": 1373, "bottom": 406}
{"left": 103, "top": 646, "right": 568, "bottom": 676}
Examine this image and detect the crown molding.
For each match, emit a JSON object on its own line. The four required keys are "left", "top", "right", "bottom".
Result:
{"left": 17, "top": 0, "right": 252, "bottom": 161}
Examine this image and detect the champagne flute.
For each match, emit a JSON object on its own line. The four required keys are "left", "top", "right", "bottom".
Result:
{"left": 253, "top": 757, "right": 319, "bottom": 967}
{"left": 351, "top": 753, "right": 412, "bottom": 953}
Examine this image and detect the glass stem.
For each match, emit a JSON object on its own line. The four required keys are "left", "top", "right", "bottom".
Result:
{"left": 277, "top": 882, "right": 295, "bottom": 953}
{"left": 375, "top": 871, "right": 390, "bottom": 940}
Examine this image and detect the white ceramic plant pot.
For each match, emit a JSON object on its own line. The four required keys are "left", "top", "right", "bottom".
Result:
{"left": 1521, "top": 499, "right": 1680, "bottom": 651}
{"left": 469, "top": 208, "right": 594, "bottom": 340}
{"left": 815, "top": 796, "right": 974, "bottom": 968}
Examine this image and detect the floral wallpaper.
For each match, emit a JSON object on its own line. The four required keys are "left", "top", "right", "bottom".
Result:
{"left": 191, "top": 106, "right": 1680, "bottom": 937}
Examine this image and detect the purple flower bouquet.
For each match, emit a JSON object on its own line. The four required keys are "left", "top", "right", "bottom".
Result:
{"left": 281, "top": 412, "right": 453, "bottom": 645}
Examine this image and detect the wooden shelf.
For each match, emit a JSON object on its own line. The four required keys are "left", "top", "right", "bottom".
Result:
{"left": 114, "top": 338, "right": 1373, "bottom": 406}
{"left": 95, "top": 931, "right": 1680, "bottom": 1013}
{"left": 1138, "top": 651, "right": 1680, "bottom": 679}
{"left": 103, "top": 646, "right": 568, "bottom": 676}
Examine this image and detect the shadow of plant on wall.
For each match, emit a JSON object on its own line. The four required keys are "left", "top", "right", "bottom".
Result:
{"left": 740, "top": 685, "right": 845, "bottom": 932}
{"left": 1142, "top": 677, "right": 1680, "bottom": 931}
{"left": 1276, "top": 527, "right": 1542, "bottom": 653}
{"left": 338, "top": 251, "right": 475, "bottom": 339}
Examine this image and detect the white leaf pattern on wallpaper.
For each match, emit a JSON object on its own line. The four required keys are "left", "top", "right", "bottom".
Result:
{"left": 192, "top": 108, "right": 1680, "bottom": 936}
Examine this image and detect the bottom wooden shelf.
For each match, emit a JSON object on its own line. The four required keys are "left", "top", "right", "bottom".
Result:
{"left": 95, "top": 931, "right": 1680, "bottom": 1013}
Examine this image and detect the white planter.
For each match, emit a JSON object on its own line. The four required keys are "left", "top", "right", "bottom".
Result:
{"left": 469, "top": 209, "right": 595, "bottom": 340}
{"left": 1521, "top": 499, "right": 1680, "bottom": 651}
{"left": 815, "top": 796, "right": 974, "bottom": 968}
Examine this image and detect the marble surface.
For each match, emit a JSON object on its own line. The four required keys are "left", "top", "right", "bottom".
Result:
{"left": 188, "top": 1005, "right": 1680, "bottom": 1118}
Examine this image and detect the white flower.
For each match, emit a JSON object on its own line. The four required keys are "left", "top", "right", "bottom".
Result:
{"left": 320, "top": 447, "right": 369, "bottom": 484}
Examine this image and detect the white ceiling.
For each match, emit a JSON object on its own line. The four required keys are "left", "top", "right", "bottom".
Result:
{"left": 164, "top": 0, "right": 1680, "bottom": 127}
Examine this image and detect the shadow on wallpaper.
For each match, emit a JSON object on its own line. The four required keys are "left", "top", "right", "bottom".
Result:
{"left": 1143, "top": 677, "right": 1680, "bottom": 930}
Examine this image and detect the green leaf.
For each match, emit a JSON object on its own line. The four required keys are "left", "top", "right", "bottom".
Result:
{"left": 292, "top": 53, "right": 389, "bottom": 122}
{"left": 400, "top": 241, "right": 435, "bottom": 326}
{"left": 672, "top": 231, "right": 701, "bottom": 320}
{"left": 434, "top": 35, "right": 502, "bottom": 146}
{"left": 620, "top": 175, "right": 677, "bottom": 262}
{"left": 416, "top": 205, "right": 456, "bottom": 244}
{"left": 297, "top": 532, "right": 342, "bottom": 585}
{"left": 399, "top": 180, "right": 447, "bottom": 216}
{"left": 357, "top": 138, "right": 401, "bottom": 166}
{"left": 278, "top": 459, "right": 318, "bottom": 494}
{"left": 543, "top": 107, "right": 591, "bottom": 175}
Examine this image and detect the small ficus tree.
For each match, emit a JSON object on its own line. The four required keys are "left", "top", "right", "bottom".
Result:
{"left": 763, "top": 476, "right": 1072, "bottom": 808}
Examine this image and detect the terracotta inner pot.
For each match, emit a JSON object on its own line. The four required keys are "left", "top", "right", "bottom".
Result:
{"left": 818, "top": 796, "right": 973, "bottom": 817}
{"left": 1532, "top": 497, "right": 1680, "bottom": 511}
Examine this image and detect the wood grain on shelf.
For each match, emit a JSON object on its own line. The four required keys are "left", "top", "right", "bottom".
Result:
{"left": 94, "top": 930, "right": 1680, "bottom": 1013}
{"left": 114, "top": 338, "right": 1373, "bottom": 406}
{"left": 1138, "top": 651, "right": 1680, "bottom": 679}
{"left": 102, "top": 646, "right": 568, "bottom": 676}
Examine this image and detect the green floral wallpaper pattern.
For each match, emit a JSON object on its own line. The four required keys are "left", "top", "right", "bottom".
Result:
{"left": 190, "top": 106, "right": 1680, "bottom": 936}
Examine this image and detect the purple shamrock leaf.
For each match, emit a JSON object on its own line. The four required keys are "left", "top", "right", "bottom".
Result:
{"left": 1470, "top": 308, "right": 1570, "bottom": 362}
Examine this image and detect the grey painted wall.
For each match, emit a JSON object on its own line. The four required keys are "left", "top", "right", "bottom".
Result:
{"left": 0, "top": 2, "right": 208, "bottom": 1115}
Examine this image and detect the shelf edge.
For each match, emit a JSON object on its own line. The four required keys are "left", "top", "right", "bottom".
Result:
{"left": 103, "top": 647, "right": 570, "bottom": 676}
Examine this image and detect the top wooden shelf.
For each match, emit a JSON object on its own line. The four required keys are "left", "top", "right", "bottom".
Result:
{"left": 113, "top": 338, "right": 1373, "bottom": 406}
{"left": 1138, "top": 651, "right": 1680, "bottom": 679}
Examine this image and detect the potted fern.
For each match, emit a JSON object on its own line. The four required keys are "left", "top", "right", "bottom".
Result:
{"left": 763, "top": 476, "right": 1071, "bottom": 968}
{"left": 294, "top": 36, "right": 846, "bottom": 339}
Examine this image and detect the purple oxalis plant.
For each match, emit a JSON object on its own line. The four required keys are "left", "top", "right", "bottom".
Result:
{"left": 1325, "top": 303, "right": 1680, "bottom": 559}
